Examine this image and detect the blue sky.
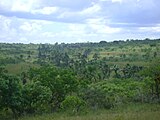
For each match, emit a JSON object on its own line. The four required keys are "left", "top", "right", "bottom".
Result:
{"left": 0, "top": 0, "right": 160, "bottom": 43}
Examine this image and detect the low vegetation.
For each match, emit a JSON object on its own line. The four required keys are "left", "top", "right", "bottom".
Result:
{"left": 0, "top": 38, "right": 160, "bottom": 119}
{"left": 20, "top": 104, "right": 160, "bottom": 120}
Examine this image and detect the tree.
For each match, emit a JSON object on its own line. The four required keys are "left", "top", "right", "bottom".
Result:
{"left": 143, "top": 58, "right": 160, "bottom": 99}
{"left": 60, "top": 95, "right": 86, "bottom": 115}
{"left": 28, "top": 66, "right": 79, "bottom": 111}
{"left": 112, "top": 65, "right": 121, "bottom": 78}
{"left": 154, "top": 52, "right": 157, "bottom": 58}
{"left": 21, "top": 81, "right": 52, "bottom": 114}
{"left": 92, "top": 53, "right": 99, "bottom": 61}
{"left": 99, "top": 62, "right": 111, "bottom": 79}
{"left": 0, "top": 68, "right": 22, "bottom": 117}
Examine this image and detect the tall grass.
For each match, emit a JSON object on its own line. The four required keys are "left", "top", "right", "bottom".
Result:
{"left": 5, "top": 62, "right": 39, "bottom": 74}
{"left": 19, "top": 103, "right": 160, "bottom": 120}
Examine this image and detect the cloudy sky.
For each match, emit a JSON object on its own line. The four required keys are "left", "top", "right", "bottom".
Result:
{"left": 0, "top": 0, "right": 160, "bottom": 43}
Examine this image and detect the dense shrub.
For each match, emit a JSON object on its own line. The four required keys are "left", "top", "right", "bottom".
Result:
{"left": 61, "top": 95, "right": 86, "bottom": 115}
{"left": 0, "top": 57, "right": 22, "bottom": 65}
{"left": 0, "top": 68, "right": 22, "bottom": 116}
{"left": 28, "top": 66, "right": 79, "bottom": 110}
{"left": 21, "top": 81, "right": 52, "bottom": 114}
{"left": 83, "top": 79, "right": 147, "bottom": 109}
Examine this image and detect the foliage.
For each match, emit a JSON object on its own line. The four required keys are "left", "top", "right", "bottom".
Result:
{"left": 21, "top": 81, "right": 52, "bottom": 114}
{"left": 0, "top": 39, "right": 160, "bottom": 118}
{"left": 60, "top": 95, "right": 86, "bottom": 115}
{"left": 83, "top": 79, "right": 147, "bottom": 109}
{"left": 19, "top": 104, "right": 160, "bottom": 120}
{"left": 0, "top": 67, "right": 52, "bottom": 116}
{"left": 28, "top": 66, "right": 79, "bottom": 110}
{"left": 0, "top": 67, "right": 22, "bottom": 116}
{"left": 141, "top": 58, "right": 160, "bottom": 100}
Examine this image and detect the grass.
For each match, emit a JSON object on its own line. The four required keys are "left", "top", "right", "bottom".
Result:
{"left": 5, "top": 62, "right": 40, "bottom": 75}
{"left": 107, "top": 61, "right": 150, "bottom": 67}
{"left": 19, "top": 103, "right": 160, "bottom": 120}
{"left": 19, "top": 112, "right": 160, "bottom": 120}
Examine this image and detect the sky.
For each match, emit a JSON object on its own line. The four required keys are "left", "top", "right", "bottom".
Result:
{"left": 0, "top": 0, "right": 160, "bottom": 44}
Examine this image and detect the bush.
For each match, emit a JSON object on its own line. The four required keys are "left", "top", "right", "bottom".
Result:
{"left": 28, "top": 66, "right": 79, "bottom": 110}
{"left": 60, "top": 95, "right": 86, "bottom": 115}
{"left": 21, "top": 81, "right": 52, "bottom": 114}
{"left": 83, "top": 79, "right": 147, "bottom": 109}
{"left": 84, "top": 83, "right": 122, "bottom": 109}
{"left": 0, "top": 70, "right": 22, "bottom": 116}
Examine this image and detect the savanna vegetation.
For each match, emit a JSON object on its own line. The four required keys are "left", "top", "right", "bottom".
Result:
{"left": 0, "top": 38, "right": 160, "bottom": 120}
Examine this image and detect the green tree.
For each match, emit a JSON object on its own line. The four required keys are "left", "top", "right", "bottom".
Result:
{"left": 0, "top": 68, "right": 22, "bottom": 116}
{"left": 61, "top": 95, "right": 86, "bottom": 115}
{"left": 21, "top": 81, "right": 52, "bottom": 114}
{"left": 28, "top": 66, "right": 79, "bottom": 111}
{"left": 143, "top": 59, "right": 160, "bottom": 99}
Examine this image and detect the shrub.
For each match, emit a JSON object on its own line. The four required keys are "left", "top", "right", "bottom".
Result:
{"left": 21, "top": 81, "right": 52, "bottom": 114}
{"left": 60, "top": 95, "right": 86, "bottom": 115}
{"left": 0, "top": 69, "right": 22, "bottom": 116}
{"left": 83, "top": 79, "right": 147, "bottom": 109}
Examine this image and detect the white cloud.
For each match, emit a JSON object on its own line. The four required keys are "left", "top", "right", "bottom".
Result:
{"left": 86, "top": 18, "right": 121, "bottom": 34}
{"left": 99, "top": 0, "right": 123, "bottom": 3}
{"left": 19, "top": 37, "right": 28, "bottom": 42}
{"left": 0, "top": 0, "right": 160, "bottom": 43}
{"left": 0, "top": 1, "right": 12, "bottom": 10}
{"left": 86, "top": 18, "right": 106, "bottom": 25}
{"left": 42, "top": 32, "right": 57, "bottom": 38}
{"left": 152, "top": 27, "right": 160, "bottom": 32}
{"left": 58, "top": 3, "right": 101, "bottom": 19}
{"left": 139, "top": 25, "right": 160, "bottom": 32}
{"left": 0, "top": 0, "right": 41, "bottom": 13}
{"left": 112, "top": 0, "right": 122, "bottom": 3}
{"left": 0, "top": 15, "right": 11, "bottom": 31}
{"left": 68, "top": 24, "right": 86, "bottom": 34}
{"left": 19, "top": 22, "right": 41, "bottom": 32}
{"left": 80, "top": 4, "right": 101, "bottom": 15}
{"left": 89, "top": 24, "right": 121, "bottom": 34}
{"left": 31, "top": 7, "right": 58, "bottom": 15}
{"left": 0, "top": 15, "right": 18, "bottom": 43}
{"left": 11, "top": 0, "right": 40, "bottom": 12}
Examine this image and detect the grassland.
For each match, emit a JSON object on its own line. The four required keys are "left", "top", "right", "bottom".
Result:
{"left": 19, "top": 104, "right": 160, "bottom": 120}
{"left": 0, "top": 39, "right": 160, "bottom": 75}
{"left": 5, "top": 62, "right": 40, "bottom": 75}
{"left": 0, "top": 39, "right": 160, "bottom": 120}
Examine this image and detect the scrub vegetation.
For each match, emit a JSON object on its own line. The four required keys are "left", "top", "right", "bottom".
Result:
{"left": 0, "top": 38, "right": 160, "bottom": 120}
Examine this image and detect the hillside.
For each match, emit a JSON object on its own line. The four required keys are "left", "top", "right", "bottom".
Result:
{"left": 0, "top": 39, "right": 160, "bottom": 74}
{"left": 0, "top": 38, "right": 160, "bottom": 120}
